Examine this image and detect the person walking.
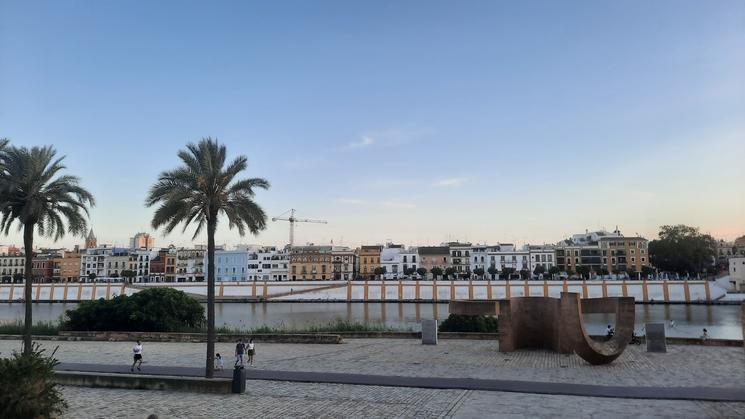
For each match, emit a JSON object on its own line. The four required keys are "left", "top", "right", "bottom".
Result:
{"left": 131, "top": 340, "right": 143, "bottom": 372}
{"left": 246, "top": 338, "right": 255, "bottom": 366}
{"left": 235, "top": 339, "right": 246, "bottom": 367}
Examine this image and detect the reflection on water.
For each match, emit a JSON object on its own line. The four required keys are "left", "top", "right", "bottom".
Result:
{"left": 0, "top": 302, "right": 741, "bottom": 339}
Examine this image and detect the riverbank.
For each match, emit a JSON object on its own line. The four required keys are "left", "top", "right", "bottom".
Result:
{"left": 0, "top": 279, "right": 730, "bottom": 304}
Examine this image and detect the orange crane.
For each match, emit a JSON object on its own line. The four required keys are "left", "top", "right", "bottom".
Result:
{"left": 271, "top": 208, "right": 327, "bottom": 247}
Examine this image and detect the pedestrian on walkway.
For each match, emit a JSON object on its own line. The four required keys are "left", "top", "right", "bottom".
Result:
{"left": 131, "top": 340, "right": 143, "bottom": 372}
{"left": 215, "top": 353, "right": 224, "bottom": 371}
{"left": 235, "top": 339, "right": 245, "bottom": 367}
{"left": 700, "top": 328, "right": 709, "bottom": 341}
{"left": 246, "top": 338, "right": 255, "bottom": 366}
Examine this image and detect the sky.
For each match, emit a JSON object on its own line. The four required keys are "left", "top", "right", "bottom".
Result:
{"left": 1, "top": 0, "right": 744, "bottom": 250}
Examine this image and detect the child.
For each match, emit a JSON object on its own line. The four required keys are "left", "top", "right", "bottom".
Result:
{"left": 246, "top": 338, "right": 255, "bottom": 366}
{"left": 215, "top": 353, "right": 224, "bottom": 371}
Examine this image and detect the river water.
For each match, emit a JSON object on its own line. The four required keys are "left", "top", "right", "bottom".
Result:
{"left": 0, "top": 302, "right": 741, "bottom": 339}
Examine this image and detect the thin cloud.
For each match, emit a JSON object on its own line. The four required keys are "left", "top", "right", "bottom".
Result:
{"left": 337, "top": 198, "right": 367, "bottom": 205}
{"left": 345, "top": 136, "right": 375, "bottom": 149}
{"left": 434, "top": 177, "right": 467, "bottom": 188}
{"left": 382, "top": 201, "right": 416, "bottom": 209}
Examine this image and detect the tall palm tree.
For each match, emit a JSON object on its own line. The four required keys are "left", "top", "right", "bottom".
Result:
{"left": 0, "top": 145, "right": 95, "bottom": 355}
{"left": 146, "top": 138, "right": 269, "bottom": 378}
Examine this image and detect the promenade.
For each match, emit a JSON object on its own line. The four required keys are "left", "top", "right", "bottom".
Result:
{"left": 2, "top": 338, "right": 744, "bottom": 417}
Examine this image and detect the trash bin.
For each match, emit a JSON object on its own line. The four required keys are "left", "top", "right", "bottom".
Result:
{"left": 232, "top": 366, "right": 247, "bottom": 393}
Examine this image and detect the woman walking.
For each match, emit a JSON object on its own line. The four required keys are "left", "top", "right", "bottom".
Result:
{"left": 247, "top": 338, "right": 255, "bottom": 366}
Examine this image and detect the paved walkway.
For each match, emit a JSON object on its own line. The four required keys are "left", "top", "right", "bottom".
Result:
{"left": 57, "top": 362, "right": 745, "bottom": 402}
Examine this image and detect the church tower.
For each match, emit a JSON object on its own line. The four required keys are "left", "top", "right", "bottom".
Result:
{"left": 85, "top": 229, "right": 97, "bottom": 249}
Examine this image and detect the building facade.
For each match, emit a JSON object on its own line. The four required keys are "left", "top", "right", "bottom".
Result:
{"left": 289, "top": 245, "right": 333, "bottom": 280}
{"left": 418, "top": 246, "right": 450, "bottom": 279}
{"left": 130, "top": 232, "right": 155, "bottom": 250}
{"left": 175, "top": 247, "right": 205, "bottom": 282}
{"left": 0, "top": 253, "right": 25, "bottom": 282}
{"left": 729, "top": 256, "right": 745, "bottom": 291}
{"left": 331, "top": 247, "right": 356, "bottom": 280}
{"left": 358, "top": 245, "right": 383, "bottom": 280}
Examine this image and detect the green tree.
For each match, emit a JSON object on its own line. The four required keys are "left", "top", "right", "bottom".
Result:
{"left": 649, "top": 225, "right": 716, "bottom": 275}
{"left": 12, "top": 273, "right": 24, "bottom": 284}
{"left": 641, "top": 265, "right": 655, "bottom": 279}
{"left": 403, "top": 267, "right": 416, "bottom": 277}
{"left": 519, "top": 269, "right": 530, "bottom": 280}
{"left": 533, "top": 265, "right": 546, "bottom": 276}
{"left": 576, "top": 265, "right": 591, "bottom": 279}
{"left": 501, "top": 267, "right": 516, "bottom": 279}
{"left": 473, "top": 267, "right": 485, "bottom": 279}
{"left": 597, "top": 268, "right": 610, "bottom": 277}
{"left": 146, "top": 138, "right": 269, "bottom": 378}
{"left": 87, "top": 272, "right": 96, "bottom": 282}
{"left": 0, "top": 145, "right": 94, "bottom": 355}
{"left": 487, "top": 266, "right": 498, "bottom": 280}
{"left": 430, "top": 267, "right": 443, "bottom": 280}
{"left": 548, "top": 266, "right": 560, "bottom": 278}
{"left": 373, "top": 266, "right": 386, "bottom": 280}
{"left": 120, "top": 269, "right": 136, "bottom": 284}
{"left": 444, "top": 267, "right": 457, "bottom": 280}
{"left": 416, "top": 267, "right": 427, "bottom": 279}
{"left": 63, "top": 287, "right": 205, "bottom": 332}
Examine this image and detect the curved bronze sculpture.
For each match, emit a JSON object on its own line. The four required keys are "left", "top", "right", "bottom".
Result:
{"left": 450, "top": 292, "right": 634, "bottom": 365}
{"left": 496, "top": 292, "right": 635, "bottom": 365}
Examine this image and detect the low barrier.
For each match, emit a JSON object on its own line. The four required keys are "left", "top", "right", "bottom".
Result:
{"left": 55, "top": 371, "right": 232, "bottom": 393}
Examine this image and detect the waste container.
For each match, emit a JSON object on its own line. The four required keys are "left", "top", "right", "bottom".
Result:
{"left": 232, "top": 366, "right": 247, "bottom": 393}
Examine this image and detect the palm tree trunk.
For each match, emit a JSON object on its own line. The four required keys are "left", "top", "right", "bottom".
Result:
{"left": 23, "top": 222, "right": 34, "bottom": 355}
{"left": 205, "top": 218, "right": 216, "bottom": 378}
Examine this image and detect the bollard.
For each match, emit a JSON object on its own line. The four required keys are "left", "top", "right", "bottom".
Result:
{"left": 421, "top": 319, "right": 438, "bottom": 345}
{"left": 232, "top": 366, "right": 247, "bottom": 394}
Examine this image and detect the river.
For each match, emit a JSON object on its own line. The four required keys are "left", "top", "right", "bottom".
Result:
{"left": 0, "top": 302, "right": 741, "bottom": 339}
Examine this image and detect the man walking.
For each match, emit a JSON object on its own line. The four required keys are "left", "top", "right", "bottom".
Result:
{"left": 235, "top": 339, "right": 245, "bottom": 367}
{"left": 131, "top": 340, "right": 143, "bottom": 372}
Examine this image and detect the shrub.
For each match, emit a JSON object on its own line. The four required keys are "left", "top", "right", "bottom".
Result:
{"left": 438, "top": 314, "right": 498, "bottom": 333}
{"left": 0, "top": 344, "right": 68, "bottom": 419}
{"left": 62, "top": 287, "right": 205, "bottom": 332}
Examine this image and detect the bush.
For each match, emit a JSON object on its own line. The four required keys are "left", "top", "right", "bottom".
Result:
{"left": 438, "top": 314, "right": 498, "bottom": 333}
{"left": 0, "top": 344, "right": 67, "bottom": 419}
{"left": 62, "top": 287, "right": 205, "bottom": 332}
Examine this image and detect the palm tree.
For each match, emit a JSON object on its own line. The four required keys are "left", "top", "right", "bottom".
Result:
{"left": 0, "top": 145, "right": 94, "bottom": 355}
{"left": 146, "top": 138, "right": 269, "bottom": 378}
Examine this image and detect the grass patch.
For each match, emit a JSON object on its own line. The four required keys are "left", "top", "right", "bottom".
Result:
{"left": 0, "top": 320, "right": 60, "bottom": 336}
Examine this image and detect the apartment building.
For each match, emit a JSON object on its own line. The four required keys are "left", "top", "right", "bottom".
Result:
{"left": 289, "top": 245, "right": 333, "bottom": 280}
{"left": 449, "top": 242, "right": 472, "bottom": 276}
{"left": 53, "top": 249, "right": 83, "bottom": 282}
{"left": 527, "top": 245, "right": 556, "bottom": 273}
{"left": 555, "top": 230, "right": 649, "bottom": 277}
{"left": 175, "top": 247, "right": 205, "bottom": 282}
{"left": 0, "top": 253, "right": 25, "bottom": 282}
{"left": 400, "top": 247, "right": 418, "bottom": 277}
{"left": 331, "top": 247, "right": 356, "bottom": 280}
{"left": 358, "top": 245, "right": 383, "bottom": 280}
{"left": 486, "top": 244, "right": 529, "bottom": 273}
{"left": 418, "top": 246, "right": 450, "bottom": 279}
{"left": 130, "top": 232, "right": 155, "bottom": 250}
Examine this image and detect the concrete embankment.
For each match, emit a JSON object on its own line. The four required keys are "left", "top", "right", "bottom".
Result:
{"left": 0, "top": 279, "right": 731, "bottom": 303}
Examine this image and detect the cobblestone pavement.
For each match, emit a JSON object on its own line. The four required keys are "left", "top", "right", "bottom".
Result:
{"left": 2, "top": 338, "right": 743, "bottom": 388}
{"left": 59, "top": 383, "right": 745, "bottom": 418}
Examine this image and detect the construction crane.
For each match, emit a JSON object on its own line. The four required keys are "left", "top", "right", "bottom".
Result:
{"left": 271, "top": 208, "right": 327, "bottom": 247}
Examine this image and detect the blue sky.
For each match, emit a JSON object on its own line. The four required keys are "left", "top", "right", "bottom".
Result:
{"left": 1, "top": 1, "right": 744, "bottom": 249}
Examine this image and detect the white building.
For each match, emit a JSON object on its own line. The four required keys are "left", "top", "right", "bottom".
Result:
{"left": 246, "top": 245, "right": 282, "bottom": 281}
{"left": 470, "top": 245, "right": 488, "bottom": 277}
{"left": 486, "top": 244, "right": 529, "bottom": 277}
{"left": 449, "top": 242, "right": 472, "bottom": 277}
{"left": 381, "top": 246, "right": 403, "bottom": 280}
{"left": 400, "top": 247, "right": 418, "bottom": 278}
{"left": 176, "top": 247, "right": 205, "bottom": 282}
{"left": 729, "top": 256, "right": 745, "bottom": 291}
{"left": 270, "top": 247, "right": 290, "bottom": 281}
{"left": 527, "top": 245, "right": 556, "bottom": 275}
{"left": 80, "top": 245, "right": 131, "bottom": 281}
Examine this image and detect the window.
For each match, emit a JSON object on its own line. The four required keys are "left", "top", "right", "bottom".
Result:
{"left": 642, "top": 257, "right": 646, "bottom": 263}
{"left": 412, "top": 256, "right": 416, "bottom": 263}
{"left": 403, "top": 256, "right": 407, "bottom": 263}
{"left": 631, "top": 257, "right": 636, "bottom": 263}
